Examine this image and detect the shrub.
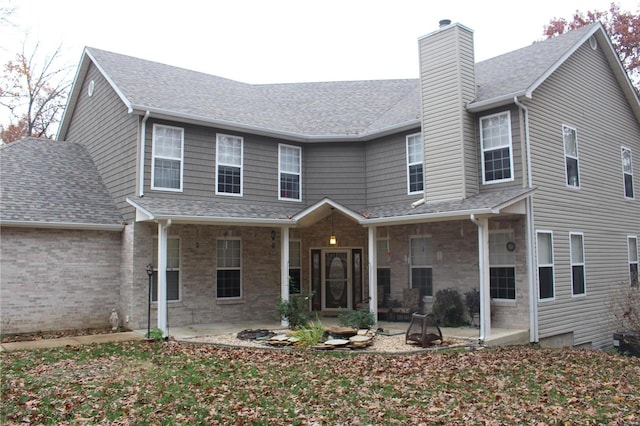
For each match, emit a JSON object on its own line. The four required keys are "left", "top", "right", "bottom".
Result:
{"left": 276, "top": 293, "right": 313, "bottom": 329}
{"left": 290, "top": 319, "right": 325, "bottom": 348}
{"left": 464, "top": 290, "right": 480, "bottom": 318}
{"left": 432, "top": 289, "right": 466, "bottom": 326}
{"left": 146, "top": 328, "right": 164, "bottom": 341}
{"left": 337, "top": 309, "right": 375, "bottom": 329}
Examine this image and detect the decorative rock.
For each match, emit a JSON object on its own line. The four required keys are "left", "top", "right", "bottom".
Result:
{"left": 324, "top": 339, "right": 349, "bottom": 346}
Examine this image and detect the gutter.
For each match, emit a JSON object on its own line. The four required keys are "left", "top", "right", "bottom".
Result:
{"left": 138, "top": 111, "right": 151, "bottom": 197}
{"left": 129, "top": 106, "right": 420, "bottom": 143}
{"left": 514, "top": 96, "right": 539, "bottom": 344}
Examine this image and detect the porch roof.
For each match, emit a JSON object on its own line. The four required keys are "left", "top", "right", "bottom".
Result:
{"left": 127, "top": 187, "right": 534, "bottom": 227}
{"left": 361, "top": 187, "right": 535, "bottom": 225}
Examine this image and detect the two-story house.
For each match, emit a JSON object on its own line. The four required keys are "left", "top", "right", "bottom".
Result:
{"left": 1, "top": 20, "right": 638, "bottom": 349}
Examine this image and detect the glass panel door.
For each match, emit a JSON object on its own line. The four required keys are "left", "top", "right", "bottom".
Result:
{"left": 323, "top": 251, "right": 351, "bottom": 310}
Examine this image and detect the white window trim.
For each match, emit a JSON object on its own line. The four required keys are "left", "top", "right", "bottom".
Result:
{"left": 563, "top": 124, "right": 581, "bottom": 190}
{"left": 569, "top": 232, "right": 586, "bottom": 297}
{"left": 622, "top": 146, "right": 634, "bottom": 199}
{"left": 480, "top": 111, "right": 514, "bottom": 185}
{"left": 151, "top": 124, "right": 184, "bottom": 192}
{"left": 215, "top": 134, "right": 244, "bottom": 197}
{"left": 409, "top": 234, "right": 433, "bottom": 297}
{"left": 152, "top": 236, "right": 182, "bottom": 303}
{"left": 406, "top": 132, "right": 424, "bottom": 195}
{"left": 489, "top": 229, "right": 517, "bottom": 300}
{"left": 536, "top": 230, "right": 555, "bottom": 302}
{"left": 289, "top": 239, "right": 302, "bottom": 294}
{"left": 216, "top": 237, "right": 243, "bottom": 300}
{"left": 628, "top": 235, "right": 639, "bottom": 286}
{"left": 278, "top": 143, "right": 302, "bottom": 202}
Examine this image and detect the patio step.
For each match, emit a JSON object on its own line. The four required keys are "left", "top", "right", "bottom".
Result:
{"left": 483, "top": 329, "right": 530, "bottom": 347}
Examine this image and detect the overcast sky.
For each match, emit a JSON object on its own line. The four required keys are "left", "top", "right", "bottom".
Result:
{"left": 1, "top": 0, "right": 638, "bottom": 84}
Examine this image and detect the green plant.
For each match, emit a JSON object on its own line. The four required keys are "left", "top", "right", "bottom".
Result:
{"left": 146, "top": 328, "right": 164, "bottom": 341}
{"left": 276, "top": 292, "right": 313, "bottom": 329}
{"left": 337, "top": 309, "right": 375, "bottom": 329}
{"left": 464, "top": 290, "right": 480, "bottom": 318}
{"left": 432, "top": 289, "right": 466, "bottom": 327}
{"left": 290, "top": 319, "right": 325, "bottom": 348}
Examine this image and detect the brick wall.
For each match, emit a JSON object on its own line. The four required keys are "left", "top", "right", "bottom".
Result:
{"left": 0, "top": 227, "right": 122, "bottom": 335}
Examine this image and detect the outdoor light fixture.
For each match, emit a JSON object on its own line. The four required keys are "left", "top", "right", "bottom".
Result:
{"left": 145, "top": 263, "right": 154, "bottom": 338}
{"left": 329, "top": 208, "right": 337, "bottom": 246}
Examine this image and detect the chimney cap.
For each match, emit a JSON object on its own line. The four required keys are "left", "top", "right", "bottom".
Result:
{"left": 439, "top": 19, "right": 452, "bottom": 28}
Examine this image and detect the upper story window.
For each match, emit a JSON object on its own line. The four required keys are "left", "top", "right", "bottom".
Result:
{"left": 279, "top": 144, "right": 302, "bottom": 201}
{"left": 622, "top": 147, "right": 634, "bottom": 199}
{"left": 151, "top": 124, "right": 184, "bottom": 191}
{"left": 480, "top": 112, "right": 513, "bottom": 184}
{"left": 570, "top": 232, "right": 586, "bottom": 296}
{"left": 216, "top": 134, "right": 243, "bottom": 196}
{"left": 563, "top": 125, "right": 580, "bottom": 188}
{"left": 406, "top": 133, "right": 424, "bottom": 194}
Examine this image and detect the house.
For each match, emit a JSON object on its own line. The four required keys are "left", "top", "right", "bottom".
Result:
{"left": 1, "top": 21, "right": 638, "bottom": 349}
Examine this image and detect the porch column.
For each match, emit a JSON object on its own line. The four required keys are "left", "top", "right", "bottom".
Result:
{"left": 367, "top": 226, "right": 378, "bottom": 321}
{"left": 280, "top": 226, "right": 290, "bottom": 327}
{"left": 475, "top": 215, "right": 491, "bottom": 342}
{"left": 157, "top": 220, "right": 171, "bottom": 338}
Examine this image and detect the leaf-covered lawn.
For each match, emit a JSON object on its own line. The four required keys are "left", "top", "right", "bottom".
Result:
{"left": 1, "top": 342, "right": 638, "bottom": 425}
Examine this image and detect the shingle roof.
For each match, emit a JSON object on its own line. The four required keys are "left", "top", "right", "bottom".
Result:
{"left": 0, "top": 138, "right": 123, "bottom": 229}
{"left": 75, "top": 23, "right": 605, "bottom": 141}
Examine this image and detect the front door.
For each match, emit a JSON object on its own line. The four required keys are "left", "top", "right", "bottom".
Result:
{"left": 322, "top": 250, "right": 351, "bottom": 310}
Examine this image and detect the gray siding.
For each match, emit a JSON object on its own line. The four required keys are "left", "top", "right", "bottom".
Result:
{"left": 419, "top": 24, "right": 478, "bottom": 202}
{"left": 528, "top": 42, "right": 640, "bottom": 349}
{"left": 304, "top": 142, "right": 367, "bottom": 210}
{"left": 366, "top": 131, "right": 423, "bottom": 207}
{"left": 64, "top": 63, "right": 139, "bottom": 222}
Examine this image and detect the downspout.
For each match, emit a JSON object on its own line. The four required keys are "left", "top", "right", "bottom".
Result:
{"left": 139, "top": 111, "right": 151, "bottom": 197}
{"left": 514, "top": 96, "right": 538, "bottom": 344}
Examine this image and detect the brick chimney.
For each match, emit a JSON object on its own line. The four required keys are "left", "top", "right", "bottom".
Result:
{"left": 418, "top": 21, "right": 478, "bottom": 202}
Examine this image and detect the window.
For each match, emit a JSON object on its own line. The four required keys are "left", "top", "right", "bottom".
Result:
{"left": 289, "top": 240, "right": 301, "bottom": 294}
{"left": 489, "top": 230, "right": 516, "bottom": 299}
{"left": 622, "top": 147, "right": 634, "bottom": 198}
{"left": 570, "top": 233, "right": 586, "bottom": 296}
{"left": 480, "top": 112, "right": 513, "bottom": 183}
{"left": 629, "top": 236, "right": 638, "bottom": 286}
{"left": 406, "top": 133, "right": 424, "bottom": 194}
{"left": 563, "top": 125, "right": 580, "bottom": 188}
{"left": 279, "top": 144, "right": 301, "bottom": 201}
{"left": 151, "top": 237, "right": 181, "bottom": 301}
{"left": 410, "top": 236, "right": 433, "bottom": 297}
{"left": 377, "top": 238, "right": 391, "bottom": 301}
{"left": 216, "top": 134, "right": 243, "bottom": 195}
{"left": 536, "top": 231, "right": 554, "bottom": 300}
{"left": 216, "top": 239, "right": 241, "bottom": 298}
{"left": 151, "top": 125, "right": 183, "bottom": 191}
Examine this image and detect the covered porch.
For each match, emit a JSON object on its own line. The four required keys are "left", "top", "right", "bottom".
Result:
{"left": 126, "top": 187, "right": 536, "bottom": 346}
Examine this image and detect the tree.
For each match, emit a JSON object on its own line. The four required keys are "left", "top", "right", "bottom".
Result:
{"left": 544, "top": 2, "right": 640, "bottom": 92}
{"left": 0, "top": 42, "right": 71, "bottom": 143}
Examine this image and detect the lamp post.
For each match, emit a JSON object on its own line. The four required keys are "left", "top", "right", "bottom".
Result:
{"left": 145, "top": 263, "right": 154, "bottom": 338}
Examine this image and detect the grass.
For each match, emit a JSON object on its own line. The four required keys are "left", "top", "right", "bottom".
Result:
{"left": 1, "top": 341, "right": 639, "bottom": 425}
